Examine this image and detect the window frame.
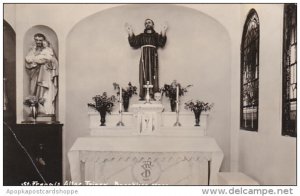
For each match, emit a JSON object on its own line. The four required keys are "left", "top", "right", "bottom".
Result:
{"left": 240, "top": 9, "right": 260, "bottom": 131}
{"left": 282, "top": 4, "right": 297, "bottom": 137}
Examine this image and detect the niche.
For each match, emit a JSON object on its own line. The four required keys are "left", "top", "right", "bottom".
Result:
{"left": 23, "top": 25, "right": 59, "bottom": 121}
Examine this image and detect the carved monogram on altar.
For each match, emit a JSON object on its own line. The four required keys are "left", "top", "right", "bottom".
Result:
{"left": 132, "top": 159, "right": 161, "bottom": 184}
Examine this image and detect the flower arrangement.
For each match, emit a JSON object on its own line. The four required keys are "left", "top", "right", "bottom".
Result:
{"left": 184, "top": 100, "right": 214, "bottom": 113}
{"left": 23, "top": 95, "right": 45, "bottom": 108}
{"left": 161, "top": 80, "right": 192, "bottom": 100}
{"left": 161, "top": 80, "right": 192, "bottom": 112}
{"left": 87, "top": 92, "right": 116, "bottom": 114}
{"left": 113, "top": 82, "right": 137, "bottom": 112}
{"left": 185, "top": 100, "right": 214, "bottom": 126}
{"left": 23, "top": 95, "right": 45, "bottom": 120}
{"left": 113, "top": 82, "right": 137, "bottom": 100}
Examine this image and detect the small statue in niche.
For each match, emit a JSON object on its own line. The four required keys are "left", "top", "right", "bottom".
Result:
{"left": 126, "top": 19, "right": 168, "bottom": 100}
{"left": 25, "top": 33, "right": 58, "bottom": 115}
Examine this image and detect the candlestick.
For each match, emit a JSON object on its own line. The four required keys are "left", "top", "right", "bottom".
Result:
{"left": 176, "top": 85, "right": 180, "bottom": 113}
{"left": 116, "top": 85, "right": 125, "bottom": 126}
{"left": 174, "top": 84, "right": 181, "bottom": 126}
{"left": 143, "top": 81, "right": 153, "bottom": 104}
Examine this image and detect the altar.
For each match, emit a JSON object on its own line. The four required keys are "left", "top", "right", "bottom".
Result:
{"left": 68, "top": 103, "right": 224, "bottom": 185}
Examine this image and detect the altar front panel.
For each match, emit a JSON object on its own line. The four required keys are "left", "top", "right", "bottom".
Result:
{"left": 80, "top": 152, "right": 210, "bottom": 185}
{"left": 68, "top": 136, "right": 223, "bottom": 185}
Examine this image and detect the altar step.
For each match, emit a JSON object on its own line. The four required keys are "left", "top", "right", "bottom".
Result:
{"left": 88, "top": 111, "right": 209, "bottom": 136}
{"left": 218, "top": 172, "right": 259, "bottom": 185}
{"left": 90, "top": 126, "right": 206, "bottom": 137}
{"left": 89, "top": 112, "right": 208, "bottom": 127}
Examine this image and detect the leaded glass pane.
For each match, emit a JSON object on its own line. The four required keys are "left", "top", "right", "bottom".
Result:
{"left": 282, "top": 4, "right": 297, "bottom": 137}
{"left": 240, "top": 9, "right": 259, "bottom": 131}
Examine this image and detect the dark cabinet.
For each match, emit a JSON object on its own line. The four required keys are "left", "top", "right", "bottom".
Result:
{"left": 3, "top": 123, "right": 63, "bottom": 185}
{"left": 3, "top": 20, "right": 64, "bottom": 186}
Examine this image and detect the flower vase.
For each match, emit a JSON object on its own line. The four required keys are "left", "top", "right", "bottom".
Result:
{"left": 30, "top": 105, "right": 38, "bottom": 121}
{"left": 99, "top": 109, "right": 107, "bottom": 126}
{"left": 170, "top": 99, "right": 176, "bottom": 112}
{"left": 123, "top": 96, "right": 130, "bottom": 112}
{"left": 193, "top": 110, "right": 202, "bottom": 126}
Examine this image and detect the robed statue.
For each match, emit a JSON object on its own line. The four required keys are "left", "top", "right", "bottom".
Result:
{"left": 126, "top": 19, "right": 168, "bottom": 100}
{"left": 25, "top": 33, "right": 58, "bottom": 115}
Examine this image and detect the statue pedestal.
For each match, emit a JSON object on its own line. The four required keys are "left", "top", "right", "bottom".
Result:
{"left": 24, "top": 114, "right": 57, "bottom": 123}
{"left": 131, "top": 103, "right": 164, "bottom": 135}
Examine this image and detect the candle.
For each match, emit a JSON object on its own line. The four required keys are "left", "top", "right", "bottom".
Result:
{"left": 176, "top": 85, "right": 179, "bottom": 113}
{"left": 176, "top": 85, "right": 179, "bottom": 101}
{"left": 119, "top": 85, "right": 122, "bottom": 112}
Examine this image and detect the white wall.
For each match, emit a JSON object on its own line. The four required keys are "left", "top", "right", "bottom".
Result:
{"left": 238, "top": 4, "right": 296, "bottom": 185}
{"left": 4, "top": 4, "right": 16, "bottom": 31}
{"left": 181, "top": 5, "right": 242, "bottom": 172}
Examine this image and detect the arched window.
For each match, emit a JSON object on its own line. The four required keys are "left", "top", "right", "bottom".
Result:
{"left": 282, "top": 4, "right": 297, "bottom": 137}
{"left": 240, "top": 9, "right": 259, "bottom": 131}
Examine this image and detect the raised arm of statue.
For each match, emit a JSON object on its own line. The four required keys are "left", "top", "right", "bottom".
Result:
{"left": 125, "top": 22, "right": 134, "bottom": 37}
{"left": 127, "top": 22, "right": 142, "bottom": 48}
{"left": 161, "top": 22, "right": 168, "bottom": 37}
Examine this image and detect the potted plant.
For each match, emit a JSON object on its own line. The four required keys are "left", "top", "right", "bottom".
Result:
{"left": 184, "top": 100, "right": 214, "bottom": 126}
{"left": 23, "top": 95, "right": 45, "bottom": 120}
{"left": 161, "top": 80, "right": 192, "bottom": 112}
{"left": 113, "top": 82, "right": 137, "bottom": 112}
{"left": 87, "top": 92, "right": 116, "bottom": 126}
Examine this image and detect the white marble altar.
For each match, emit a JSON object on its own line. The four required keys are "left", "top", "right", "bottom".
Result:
{"left": 68, "top": 136, "right": 223, "bottom": 185}
{"left": 68, "top": 102, "right": 223, "bottom": 185}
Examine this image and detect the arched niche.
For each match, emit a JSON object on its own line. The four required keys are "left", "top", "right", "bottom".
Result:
{"left": 66, "top": 4, "right": 231, "bottom": 99}
{"left": 3, "top": 20, "right": 16, "bottom": 124}
{"left": 23, "top": 25, "right": 59, "bottom": 120}
{"left": 65, "top": 4, "right": 232, "bottom": 172}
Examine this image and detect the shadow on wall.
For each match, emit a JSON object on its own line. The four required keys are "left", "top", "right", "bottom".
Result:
{"left": 65, "top": 4, "right": 231, "bottom": 180}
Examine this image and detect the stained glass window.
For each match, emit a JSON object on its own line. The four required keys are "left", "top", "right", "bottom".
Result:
{"left": 240, "top": 9, "right": 259, "bottom": 131}
{"left": 282, "top": 4, "right": 297, "bottom": 137}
